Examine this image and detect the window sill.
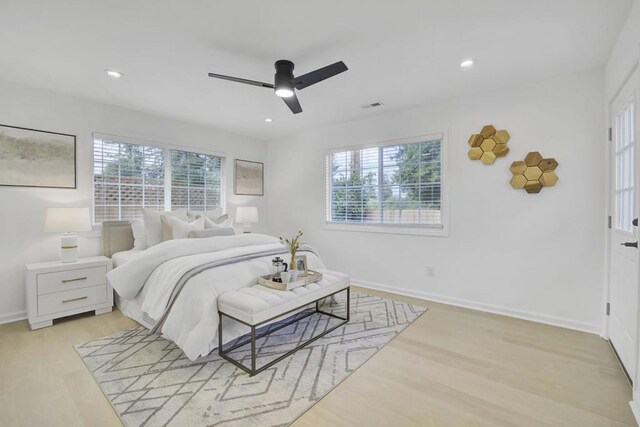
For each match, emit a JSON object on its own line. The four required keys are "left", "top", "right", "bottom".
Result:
{"left": 323, "top": 222, "right": 448, "bottom": 237}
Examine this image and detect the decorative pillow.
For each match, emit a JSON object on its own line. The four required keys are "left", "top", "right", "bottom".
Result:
{"left": 188, "top": 227, "right": 235, "bottom": 238}
{"left": 212, "top": 213, "right": 229, "bottom": 224}
{"left": 160, "top": 215, "right": 172, "bottom": 242}
{"left": 204, "top": 214, "right": 232, "bottom": 228}
{"left": 142, "top": 208, "right": 187, "bottom": 247}
{"left": 166, "top": 216, "right": 205, "bottom": 240}
{"left": 130, "top": 219, "right": 148, "bottom": 250}
{"left": 187, "top": 208, "right": 223, "bottom": 221}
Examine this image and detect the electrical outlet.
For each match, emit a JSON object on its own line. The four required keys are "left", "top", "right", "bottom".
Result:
{"left": 426, "top": 266, "right": 435, "bottom": 277}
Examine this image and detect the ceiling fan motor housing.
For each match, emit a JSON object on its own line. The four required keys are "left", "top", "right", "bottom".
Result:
{"left": 274, "top": 60, "right": 295, "bottom": 94}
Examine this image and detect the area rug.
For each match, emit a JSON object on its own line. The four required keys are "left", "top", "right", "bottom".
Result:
{"left": 75, "top": 292, "right": 426, "bottom": 427}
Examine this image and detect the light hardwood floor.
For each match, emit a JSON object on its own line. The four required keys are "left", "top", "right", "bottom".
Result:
{"left": 0, "top": 286, "right": 635, "bottom": 426}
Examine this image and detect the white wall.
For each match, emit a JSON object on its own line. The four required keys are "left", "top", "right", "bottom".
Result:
{"left": 0, "top": 79, "right": 268, "bottom": 323}
{"left": 606, "top": 0, "right": 640, "bottom": 99}
{"left": 266, "top": 69, "right": 605, "bottom": 333}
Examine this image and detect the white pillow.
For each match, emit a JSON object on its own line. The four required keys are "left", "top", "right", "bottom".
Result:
{"left": 204, "top": 214, "right": 233, "bottom": 228}
{"left": 131, "top": 219, "right": 148, "bottom": 250}
{"left": 142, "top": 208, "right": 187, "bottom": 247}
{"left": 187, "top": 208, "right": 223, "bottom": 221}
{"left": 168, "top": 216, "right": 205, "bottom": 239}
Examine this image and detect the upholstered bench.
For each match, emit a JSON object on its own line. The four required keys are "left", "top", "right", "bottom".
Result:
{"left": 217, "top": 269, "right": 350, "bottom": 376}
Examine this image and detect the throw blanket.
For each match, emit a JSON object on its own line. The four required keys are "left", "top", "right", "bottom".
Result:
{"left": 107, "top": 234, "right": 325, "bottom": 360}
{"left": 108, "top": 233, "right": 281, "bottom": 299}
{"left": 149, "top": 244, "right": 317, "bottom": 334}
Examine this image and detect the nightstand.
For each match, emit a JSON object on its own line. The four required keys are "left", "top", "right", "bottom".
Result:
{"left": 25, "top": 256, "right": 114, "bottom": 330}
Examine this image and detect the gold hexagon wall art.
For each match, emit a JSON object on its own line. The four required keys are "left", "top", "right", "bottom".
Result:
{"left": 510, "top": 151, "right": 559, "bottom": 194}
{"left": 467, "top": 125, "right": 510, "bottom": 165}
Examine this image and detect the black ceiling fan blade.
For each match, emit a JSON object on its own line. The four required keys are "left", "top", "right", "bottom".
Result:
{"left": 282, "top": 92, "right": 303, "bottom": 114}
{"left": 207, "top": 72, "right": 274, "bottom": 89}
{"left": 292, "top": 61, "right": 348, "bottom": 90}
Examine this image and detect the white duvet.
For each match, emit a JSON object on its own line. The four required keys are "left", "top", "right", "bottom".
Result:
{"left": 107, "top": 234, "right": 324, "bottom": 360}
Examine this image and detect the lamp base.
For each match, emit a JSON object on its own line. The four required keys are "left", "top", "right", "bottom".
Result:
{"left": 242, "top": 223, "right": 252, "bottom": 234}
{"left": 60, "top": 233, "right": 78, "bottom": 263}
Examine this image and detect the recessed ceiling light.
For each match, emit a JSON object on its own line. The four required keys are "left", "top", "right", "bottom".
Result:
{"left": 460, "top": 59, "right": 475, "bottom": 69}
{"left": 105, "top": 69, "right": 124, "bottom": 79}
{"left": 264, "top": 118, "right": 273, "bottom": 123}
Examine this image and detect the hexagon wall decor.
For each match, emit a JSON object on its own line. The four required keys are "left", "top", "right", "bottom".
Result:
{"left": 467, "top": 125, "right": 510, "bottom": 165}
{"left": 510, "top": 151, "right": 558, "bottom": 194}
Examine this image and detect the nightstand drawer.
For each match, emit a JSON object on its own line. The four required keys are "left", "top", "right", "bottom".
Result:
{"left": 37, "top": 285, "right": 108, "bottom": 317}
{"left": 37, "top": 266, "right": 107, "bottom": 295}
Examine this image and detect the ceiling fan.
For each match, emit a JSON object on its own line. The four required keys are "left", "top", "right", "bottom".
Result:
{"left": 207, "top": 60, "right": 348, "bottom": 114}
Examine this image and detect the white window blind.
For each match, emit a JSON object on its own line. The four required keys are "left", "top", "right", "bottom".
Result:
{"left": 170, "top": 149, "right": 223, "bottom": 212}
{"left": 326, "top": 137, "right": 443, "bottom": 227}
{"left": 93, "top": 137, "right": 224, "bottom": 224}
{"left": 93, "top": 139, "right": 165, "bottom": 223}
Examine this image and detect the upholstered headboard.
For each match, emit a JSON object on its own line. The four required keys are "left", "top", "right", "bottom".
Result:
{"left": 102, "top": 221, "right": 135, "bottom": 258}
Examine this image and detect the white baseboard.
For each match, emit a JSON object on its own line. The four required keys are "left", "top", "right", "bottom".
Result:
{"left": 0, "top": 310, "right": 27, "bottom": 325}
{"left": 353, "top": 279, "right": 600, "bottom": 335}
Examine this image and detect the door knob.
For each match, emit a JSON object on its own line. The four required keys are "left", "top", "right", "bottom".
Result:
{"left": 621, "top": 241, "right": 639, "bottom": 248}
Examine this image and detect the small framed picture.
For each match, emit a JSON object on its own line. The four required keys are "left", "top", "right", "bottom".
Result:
{"left": 293, "top": 255, "right": 308, "bottom": 275}
{"left": 234, "top": 159, "right": 264, "bottom": 196}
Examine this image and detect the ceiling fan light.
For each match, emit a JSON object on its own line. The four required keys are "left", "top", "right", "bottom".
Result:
{"left": 275, "top": 88, "right": 294, "bottom": 98}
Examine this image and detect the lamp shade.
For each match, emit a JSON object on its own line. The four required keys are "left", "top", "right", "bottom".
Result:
{"left": 45, "top": 208, "right": 92, "bottom": 233}
{"left": 236, "top": 206, "right": 259, "bottom": 223}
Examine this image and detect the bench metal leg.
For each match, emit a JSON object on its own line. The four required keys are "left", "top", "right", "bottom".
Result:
{"left": 250, "top": 326, "right": 256, "bottom": 373}
{"left": 219, "top": 286, "right": 351, "bottom": 376}
{"left": 347, "top": 287, "right": 350, "bottom": 321}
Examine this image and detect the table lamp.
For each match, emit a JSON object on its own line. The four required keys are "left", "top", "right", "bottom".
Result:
{"left": 45, "top": 207, "right": 92, "bottom": 263}
{"left": 236, "top": 207, "right": 259, "bottom": 233}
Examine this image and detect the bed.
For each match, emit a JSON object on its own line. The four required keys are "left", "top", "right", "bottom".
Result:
{"left": 111, "top": 249, "right": 144, "bottom": 268}
{"left": 101, "top": 221, "right": 326, "bottom": 360}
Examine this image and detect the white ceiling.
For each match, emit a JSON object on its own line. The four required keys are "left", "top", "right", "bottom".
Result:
{"left": 0, "top": 0, "right": 633, "bottom": 141}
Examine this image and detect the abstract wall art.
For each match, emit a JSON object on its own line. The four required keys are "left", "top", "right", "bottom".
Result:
{"left": 0, "top": 124, "right": 76, "bottom": 189}
{"left": 235, "top": 159, "right": 264, "bottom": 196}
{"left": 467, "top": 125, "right": 510, "bottom": 165}
{"left": 510, "top": 152, "right": 558, "bottom": 194}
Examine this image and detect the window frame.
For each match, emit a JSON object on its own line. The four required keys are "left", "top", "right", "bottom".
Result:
{"left": 91, "top": 132, "right": 227, "bottom": 225}
{"left": 613, "top": 97, "right": 636, "bottom": 235}
{"left": 324, "top": 132, "right": 449, "bottom": 237}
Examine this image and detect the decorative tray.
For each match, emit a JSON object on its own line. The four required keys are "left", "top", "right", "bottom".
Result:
{"left": 257, "top": 270, "right": 323, "bottom": 291}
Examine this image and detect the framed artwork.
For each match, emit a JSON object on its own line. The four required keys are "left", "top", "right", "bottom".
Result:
{"left": 293, "top": 255, "right": 308, "bottom": 275}
{"left": 235, "top": 159, "right": 264, "bottom": 196}
{"left": 0, "top": 124, "right": 76, "bottom": 189}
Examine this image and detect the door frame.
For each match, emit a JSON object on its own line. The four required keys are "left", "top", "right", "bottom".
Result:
{"left": 604, "top": 58, "right": 640, "bottom": 378}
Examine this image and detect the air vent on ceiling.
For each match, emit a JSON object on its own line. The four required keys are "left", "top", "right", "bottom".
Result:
{"left": 361, "top": 101, "right": 384, "bottom": 109}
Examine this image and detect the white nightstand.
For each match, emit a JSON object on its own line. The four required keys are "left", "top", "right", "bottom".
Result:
{"left": 26, "top": 256, "right": 114, "bottom": 330}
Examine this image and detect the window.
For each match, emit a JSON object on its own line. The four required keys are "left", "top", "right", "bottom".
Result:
{"left": 326, "top": 134, "right": 444, "bottom": 233}
{"left": 170, "top": 150, "right": 223, "bottom": 212}
{"left": 615, "top": 98, "right": 636, "bottom": 233}
{"left": 93, "top": 136, "right": 224, "bottom": 223}
{"left": 93, "top": 139, "right": 165, "bottom": 222}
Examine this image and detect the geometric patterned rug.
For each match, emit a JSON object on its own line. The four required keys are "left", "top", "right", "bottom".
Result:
{"left": 75, "top": 292, "right": 427, "bottom": 427}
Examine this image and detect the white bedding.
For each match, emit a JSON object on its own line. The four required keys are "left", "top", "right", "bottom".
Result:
{"left": 107, "top": 234, "right": 324, "bottom": 360}
{"left": 111, "top": 249, "right": 144, "bottom": 268}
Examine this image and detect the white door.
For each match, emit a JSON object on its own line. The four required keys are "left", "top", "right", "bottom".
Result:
{"left": 609, "top": 69, "right": 640, "bottom": 381}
